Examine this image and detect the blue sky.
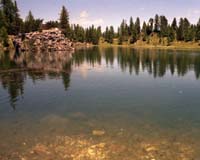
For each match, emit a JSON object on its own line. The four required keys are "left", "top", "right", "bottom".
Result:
{"left": 17, "top": 0, "right": 200, "bottom": 30}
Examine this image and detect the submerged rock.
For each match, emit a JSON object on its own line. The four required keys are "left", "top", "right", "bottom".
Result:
{"left": 31, "top": 144, "right": 50, "bottom": 155}
{"left": 92, "top": 130, "right": 105, "bottom": 136}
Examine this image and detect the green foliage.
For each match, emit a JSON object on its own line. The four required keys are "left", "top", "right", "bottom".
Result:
{"left": 154, "top": 14, "right": 159, "bottom": 32}
{"left": 71, "top": 24, "right": 85, "bottom": 42}
{"left": 44, "top": 21, "right": 59, "bottom": 30}
{"left": 196, "top": 19, "right": 200, "bottom": 41}
{"left": 141, "top": 22, "right": 147, "bottom": 41}
{"left": 129, "top": 17, "right": 137, "bottom": 43}
{"left": 0, "top": 26, "right": 9, "bottom": 47}
{"left": 1, "top": 1, "right": 199, "bottom": 46}
{"left": 135, "top": 17, "right": 140, "bottom": 38}
{"left": 118, "top": 19, "right": 129, "bottom": 44}
{"left": 103, "top": 26, "right": 114, "bottom": 43}
{"left": 168, "top": 26, "right": 176, "bottom": 42}
{"left": 59, "top": 6, "right": 70, "bottom": 37}
{"left": 0, "top": 9, "right": 7, "bottom": 28}
{"left": 160, "top": 16, "right": 168, "bottom": 37}
{"left": 146, "top": 18, "right": 154, "bottom": 35}
{"left": 0, "top": 0, "right": 22, "bottom": 35}
{"left": 84, "top": 25, "right": 101, "bottom": 45}
{"left": 24, "top": 11, "right": 43, "bottom": 33}
{"left": 177, "top": 18, "right": 184, "bottom": 41}
{"left": 172, "top": 18, "right": 178, "bottom": 31}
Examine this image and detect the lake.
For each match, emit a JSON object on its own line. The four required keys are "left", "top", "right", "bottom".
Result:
{"left": 0, "top": 47, "right": 200, "bottom": 159}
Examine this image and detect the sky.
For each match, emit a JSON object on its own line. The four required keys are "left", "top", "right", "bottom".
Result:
{"left": 16, "top": 0, "right": 200, "bottom": 31}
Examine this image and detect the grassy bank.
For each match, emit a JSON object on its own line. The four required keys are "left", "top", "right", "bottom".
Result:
{"left": 98, "top": 42, "right": 200, "bottom": 51}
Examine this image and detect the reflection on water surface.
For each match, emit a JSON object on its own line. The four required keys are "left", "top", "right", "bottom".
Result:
{"left": 0, "top": 47, "right": 200, "bottom": 159}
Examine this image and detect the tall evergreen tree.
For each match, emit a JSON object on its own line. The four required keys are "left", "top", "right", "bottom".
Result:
{"left": 172, "top": 18, "right": 178, "bottom": 31}
{"left": 24, "top": 11, "right": 42, "bottom": 33}
{"left": 0, "top": 9, "right": 7, "bottom": 28}
{"left": 183, "top": 18, "right": 192, "bottom": 41}
{"left": 154, "top": 14, "right": 160, "bottom": 32}
{"left": 135, "top": 17, "right": 141, "bottom": 39}
{"left": 72, "top": 24, "right": 85, "bottom": 42}
{"left": 118, "top": 19, "right": 129, "bottom": 44}
{"left": 0, "top": 0, "right": 22, "bottom": 35}
{"left": 0, "top": 26, "right": 9, "bottom": 47}
{"left": 129, "top": 17, "right": 134, "bottom": 36}
{"left": 142, "top": 22, "right": 147, "bottom": 41}
{"left": 12, "top": 1, "right": 21, "bottom": 34}
{"left": 24, "top": 11, "right": 34, "bottom": 32}
{"left": 129, "top": 17, "right": 136, "bottom": 43}
{"left": 168, "top": 26, "right": 176, "bottom": 42}
{"left": 196, "top": 18, "right": 200, "bottom": 41}
{"left": 1, "top": 0, "right": 14, "bottom": 34}
{"left": 109, "top": 26, "right": 114, "bottom": 43}
{"left": 160, "top": 15, "right": 168, "bottom": 37}
{"left": 97, "top": 26, "right": 102, "bottom": 39}
{"left": 177, "top": 18, "right": 184, "bottom": 41}
{"left": 60, "top": 6, "right": 70, "bottom": 37}
{"left": 147, "top": 18, "right": 154, "bottom": 35}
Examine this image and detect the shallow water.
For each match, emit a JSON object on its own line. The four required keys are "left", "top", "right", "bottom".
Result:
{"left": 0, "top": 47, "right": 200, "bottom": 159}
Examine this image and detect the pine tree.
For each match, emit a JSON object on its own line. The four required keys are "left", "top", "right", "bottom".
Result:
{"left": 177, "top": 18, "right": 184, "bottom": 41}
{"left": 44, "top": 21, "right": 59, "bottom": 30}
{"left": 24, "top": 11, "right": 34, "bottom": 32}
{"left": 135, "top": 17, "right": 141, "bottom": 39}
{"left": 24, "top": 11, "right": 42, "bottom": 33}
{"left": 183, "top": 18, "right": 191, "bottom": 41}
{"left": 12, "top": 1, "right": 21, "bottom": 34}
{"left": 147, "top": 18, "right": 154, "bottom": 35}
{"left": 196, "top": 18, "right": 200, "bottom": 41}
{"left": 73, "top": 24, "right": 85, "bottom": 42}
{"left": 119, "top": 19, "right": 129, "bottom": 43}
{"left": 160, "top": 15, "right": 168, "bottom": 37}
{"left": 129, "top": 17, "right": 137, "bottom": 43}
{"left": 0, "top": 0, "right": 23, "bottom": 35}
{"left": 109, "top": 26, "right": 114, "bottom": 43}
{"left": 172, "top": 18, "right": 177, "bottom": 31}
{"left": 0, "top": 26, "right": 9, "bottom": 47}
{"left": 142, "top": 22, "right": 147, "bottom": 41}
{"left": 168, "top": 26, "right": 175, "bottom": 42}
{"left": 0, "top": 9, "right": 7, "bottom": 28}
{"left": 60, "top": 6, "right": 70, "bottom": 37}
{"left": 97, "top": 26, "right": 102, "bottom": 39}
{"left": 104, "top": 26, "right": 109, "bottom": 42}
{"left": 129, "top": 17, "right": 134, "bottom": 36}
{"left": 154, "top": 14, "right": 160, "bottom": 32}
{"left": 1, "top": 0, "right": 14, "bottom": 34}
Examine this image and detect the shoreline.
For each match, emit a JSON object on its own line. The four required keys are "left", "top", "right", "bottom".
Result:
{"left": 96, "top": 44, "right": 200, "bottom": 51}
{"left": 2, "top": 41, "right": 200, "bottom": 52}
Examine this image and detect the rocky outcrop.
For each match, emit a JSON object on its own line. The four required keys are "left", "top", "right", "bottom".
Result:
{"left": 14, "top": 28, "right": 74, "bottom": 53}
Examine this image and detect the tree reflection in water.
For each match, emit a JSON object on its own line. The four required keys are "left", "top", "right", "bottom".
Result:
{"left": 1, "top": 47, "right": 200, "bottom": 109}
{"left": 0, "top": 51, "right": 72, "bottom": 109}
{"left": 73, "top": 47, "right": 200, "bottom": 78}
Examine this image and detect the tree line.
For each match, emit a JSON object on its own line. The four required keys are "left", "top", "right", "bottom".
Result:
{"left": 46, "top": 7, "right": 200, "bottom": 45}
{"left": 105, "top": 15, "right": 200, "bottom": 45}
{"left": 0, "top": 0, "right": 43, "bottom": 47}
{"left": 1, "top": 1, "right": 200, "bottom": 47}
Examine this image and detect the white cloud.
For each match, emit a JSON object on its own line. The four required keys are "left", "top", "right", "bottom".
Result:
{"left": 193, "top": 10, "right": 200, "bottom": 14}
{"left": 73, "top": 10, "right": 104, "bottom": 28}
{"left": 186, "top": 9, "right": 200, "bottom": 23}
{"left": 80, "top": 11, "right": 89, "bottom": 18}
{"left": 187, "top": 9, "right": 200, "bottom": 17}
